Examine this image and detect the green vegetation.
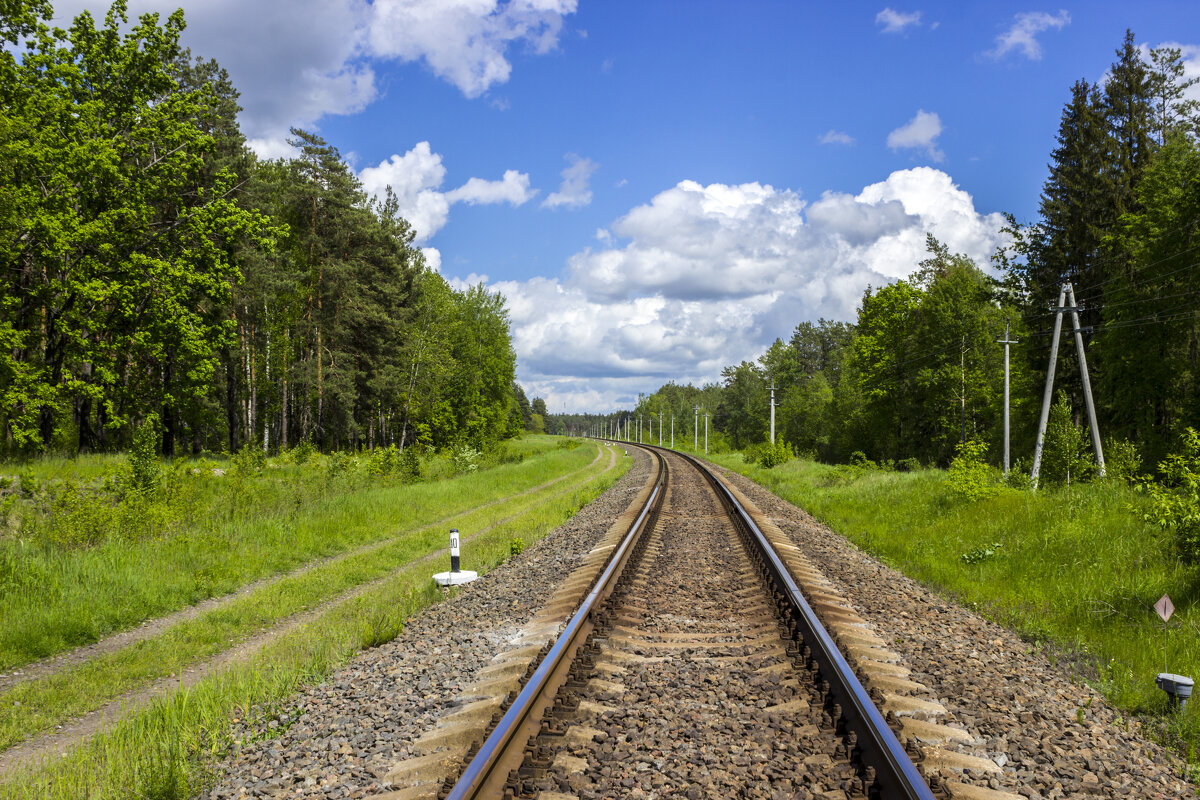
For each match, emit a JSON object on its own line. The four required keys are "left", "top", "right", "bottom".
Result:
{"left": 558, "top": 34, "right": 1200, "bottom": 492}
{"left": 0, "top": 436, "right": 590, "bottom": 671}
{"left": 0, "top": 0, "right": 534, "bottom": 456}
{"left": 708, "top": 449, "right": 1200, "bottom": 758}
{"left": 0, "top": 437, "right": 627, "bottom": 798}
{"left": 1144, "top": 428, "right": 1200, "bottom": 561}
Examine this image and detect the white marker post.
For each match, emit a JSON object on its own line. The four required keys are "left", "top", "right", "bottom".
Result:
{"left": 434, "top": 528, "right": 478, "bottom": 587}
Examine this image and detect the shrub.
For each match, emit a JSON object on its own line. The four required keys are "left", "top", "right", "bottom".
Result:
{"left": 947, "top": 439, "right": 1000, "bottom": 502}
{"left": 897, "top": 457, "right": 921, "bottom": 473}
{"left": 849, "top": 451, "right": 877, "bottom": 469}
{"left": 290, "top": 439, "right": 316, "bottom": 465}
{"left": 509, "top": 537, "right": 526, "bottom": 556}
{"left": 326, "top": 451, "right": 355, "bottom": 479}
{"left": 1103, "top": 438, "right": 1142, "bottom": 484}
{"left": 231, "top": 443, "right": 266, "bottom": 476}
{"left": 398, "top": 446, "right": 421, "bottom": 483}
{"left": 1143, "top": 428, "right": 1200, "bottom": 561}
{"left": 1040, "top": 392, "right": 1095, "bottom": 487}
{"left": 1004, "top": 458, "right": 1030, "bottom": 489}
{"left": 127, "top": 415, "right": 161, "bottom": 499}
{"left": 452, "top": 445, "right": 480, "bottom": 475}
{"left": 366, "top": 445, "right": 400, "bottom": 477}
{"left": 757, "top": 441, "right": 793, "bottom": 469}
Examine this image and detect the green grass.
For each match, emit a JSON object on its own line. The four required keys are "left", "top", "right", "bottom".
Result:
{"left": 0, "top": 442, "right": 628, "bottom": 800}
{"left": 0, "top": 436, "right": 591, "bottom": 670}
{"left": 707, "top": 453, "right": 1200, "bottom": 744}
{"left": 0, "top": 440, "right": 617, "bottom": 750}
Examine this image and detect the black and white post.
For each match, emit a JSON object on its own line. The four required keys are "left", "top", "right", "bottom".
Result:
{"left": 434, "top": 527, "right": 478, "bottom": 586}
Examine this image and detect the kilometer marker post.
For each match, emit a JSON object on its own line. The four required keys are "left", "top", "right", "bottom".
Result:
{"left": 434, "top": 528, "right": 478, "bottom": 587}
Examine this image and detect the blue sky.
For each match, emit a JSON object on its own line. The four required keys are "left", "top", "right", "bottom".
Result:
{"left": 56, "top": 1, "right": 1200, "bottom": 411}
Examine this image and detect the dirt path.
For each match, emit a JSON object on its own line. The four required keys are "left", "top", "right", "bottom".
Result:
{"left": 0, "top": 444, "right": 605, "bottom": 696}
{"left": 0, "top": 444, "right": 620, "bottom": 779}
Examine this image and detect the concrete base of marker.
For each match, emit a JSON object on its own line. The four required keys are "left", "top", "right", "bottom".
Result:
{"left": 433, "top": 570, "right": 478, "bottom": 587}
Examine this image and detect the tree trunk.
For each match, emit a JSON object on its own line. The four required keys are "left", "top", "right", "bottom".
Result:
{"left": 162, "top": 356, "right": 176, "bottom": 457}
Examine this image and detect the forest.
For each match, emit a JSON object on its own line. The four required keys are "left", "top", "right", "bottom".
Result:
{"left": 0, "top": 1, "right": 533, "bottom": 457}
{"left": 584, "top": 33, "right": 1200, "bottom": 480}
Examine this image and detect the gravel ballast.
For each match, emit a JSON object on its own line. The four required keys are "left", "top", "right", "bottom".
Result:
{"left": 714, "top": 465, "right": 1197, "bottom": 800}
{"left": 202, "top": 446, "right": 1198, "bottom": 800}
{"left": 201, "top": 447, "right": 651, "bottom": 800}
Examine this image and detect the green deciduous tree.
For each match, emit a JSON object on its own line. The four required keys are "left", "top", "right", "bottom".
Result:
{"left": 0, "top": 0, "right": 278, "bottom": 451}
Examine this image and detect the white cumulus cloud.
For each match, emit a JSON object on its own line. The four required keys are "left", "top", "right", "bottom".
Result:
{"left": 481, "top": 169, "right": 1007, "bottom": 412}
{"left": 445, "top": 170, "right": 537, "bottom": 205}
{"left": 887, "top": 110, "right": 945, "bottom": 162}
{"left": 368, "top": 0, "right": 578, "bottom": 98}
{"left": 990, "top": 10, "right": 1070, "bottom": 61}
{"left": 358, "top": 142, "right": 533, "bottom": 242}
{"left": 876, "top": 8, "right": 922, "bottom": 34}
{"left": 543, "top": 154, "right": 599, "bottom": 209}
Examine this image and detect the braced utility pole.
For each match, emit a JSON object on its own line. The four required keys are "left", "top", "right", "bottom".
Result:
{"left": 1030, "top": 282, "right": 1105, "bottom": 489}
{"left": 1067, "top": 284, "right": 1105, "bottom": 479}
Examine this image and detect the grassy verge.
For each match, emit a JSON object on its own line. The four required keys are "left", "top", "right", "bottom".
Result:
{"left": 706, "top": 452, "right": 1200, "bottom": 756}
{"left": 0, "top": 442, "right": 617, "bottom": 750}
{"left": 0, "top": 450, "right": 628, "bottom": 800}
{"left": 0, "top": 436, "right": 587, "bottom": 669}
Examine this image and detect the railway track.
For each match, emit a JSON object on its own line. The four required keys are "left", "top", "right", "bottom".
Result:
{"left": 390, "top": 445, "right": 946, "bottom": 799}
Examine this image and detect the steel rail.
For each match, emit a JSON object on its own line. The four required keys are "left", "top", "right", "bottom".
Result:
{"left": 444, "top": 448, "right": 666, "bottom": 800}
{"left": 672, "top": 448, "right": 935, "bottom": 800}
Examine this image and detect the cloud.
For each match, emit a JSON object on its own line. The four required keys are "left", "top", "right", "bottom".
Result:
{"left": 876, "top": 8, "right": 922, "bottom": 34}
{"left": 368, "top": 0, "right": 578, "bottom": 98}
{"left": 421, "top": 247, "right": 443, "bottom": 273}
{"left": 482, "top": 169, "right": 1007, "bottom": 411}
{"left": 819, "top": 130, "right": 855, "bottom": 145}
{"left": 543, "top": 154, "right": 599, "bottom": 209}
{"left": 887, "top": 110, "right": 945, "bottom": 161}
{"left": 358, "top": 142, "right": 532, "bottom": 242}
{"left": 358, "top": 142, "right": 451, "bottom": 242}
{"left": 445, "top": 170, "right": 537, "bottom": 205}
{"left": 54, "top": 0, "right": 375, "bottom": 148}
{"left": 989, "top": 10, "right": 1070, "bottom": 61}
{"left": 53, "top": 0, "right": 576, "bottom": 153}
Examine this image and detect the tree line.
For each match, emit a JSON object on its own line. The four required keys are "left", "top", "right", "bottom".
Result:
{"left": 1, "top": 1, "right": 525, "bottom": 456}
{"left": 574, "top": 33, "right": 1200, "bottom": 476}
